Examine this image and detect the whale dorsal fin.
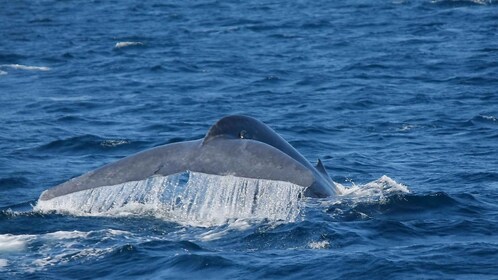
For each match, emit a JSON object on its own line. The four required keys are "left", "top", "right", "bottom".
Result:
{"left": 315, "top": 159, "right": 333, "bottom": 183}
{"left": 315, "top": 159, "right": 327, "bottom": 174}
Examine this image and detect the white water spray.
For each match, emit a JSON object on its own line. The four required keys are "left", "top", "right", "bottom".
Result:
{"left": 35, "top": 171, "right": 305, "bottom": 226}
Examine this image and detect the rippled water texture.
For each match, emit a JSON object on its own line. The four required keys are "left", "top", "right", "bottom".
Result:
{"left": 1, "top": 0, "right": 497, "bottom": 279}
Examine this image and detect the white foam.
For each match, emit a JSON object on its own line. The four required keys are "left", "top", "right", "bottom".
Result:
{"left": 199, "top": 229, "right": 229, "bottom": 241}
{"left": 34, "top": 172, "right": 409, "bottom": 228}
{"left": 114, "top": 41, "right": 144, "bottom": 48}
{"left": 0, "top": 229, "right": 133, "bottom": 273}
{"left": 35, "top": 172, "right": 305, "bottom": 227}
{"left": 107, "top": 229, "right": 130, "bottom": 236}
{"left": 0, "top": 64, "right": 50, "bottom": 71}
{"left": 308, "top": 240, "right": 330, "bottom": 249}
{"left": 34, "top": 229, "right": 129, "bottom": 270}
{"left": 32, "top": 255, "right": 64, "bottom": 268}
{"left": 399, "top": 124, "right": 415, "bottom": 132}
{"left": 0, "top": 70, "right": 7, "bottom": 75}
{"left": 31, "top": 247, "right": 113, "bottom": 269}
{"left": 0, "top": 234, "right": 36, "bottom": 252}
{"left": 44, "top": 230, "right": 89, "bottom": 240}
{"left": 481, "top": 115, "right": 497, "bottom": 122}
{"left": 100, "top": 139, "right": 130, "bottom": 147}
{"left": 228, "top": 219, "right": 252, "bottom": 231}
{"left": 431, "top": 0, "right": 492, "bottom": 4}
{"left": 334, "top": 175, "right": 409, "bottom": 203}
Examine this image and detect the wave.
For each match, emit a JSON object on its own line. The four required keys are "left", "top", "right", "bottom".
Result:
{"left": 0, "top": 229, "right": 132, "bottom": 273}
{"left": 0, "top": 64, "right": 50, "bottom": 72}
{"left": 323, "top": 189, "right": 495, "bottom": 229}
{"left": 335, "top": 175, "right": 410, "bottom": 200}
{"left": 431, "top": 0, "right": 495, "bottom": 5}
{"left": 33, "top": 134, "right": 140, "bottom": 155}
{"left": 470, "top": 114, "right": 498, "bottom": 128}
{"left": 0, "top": 177, "right": 30, "bottom": 190}
{"left": 0, "top": 233, "right": 36, "bottom": 253}
{"left": 114, "top": 41, "right": 144, "bottom": 49}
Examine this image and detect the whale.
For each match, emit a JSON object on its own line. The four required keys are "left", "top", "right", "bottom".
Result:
{"left": 39, "top": 115, "right": 336, "bottom": 201}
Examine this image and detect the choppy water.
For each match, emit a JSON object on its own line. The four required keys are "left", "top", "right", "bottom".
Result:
{"left": 1, "top": 0, "right": 498, "bottom": 279}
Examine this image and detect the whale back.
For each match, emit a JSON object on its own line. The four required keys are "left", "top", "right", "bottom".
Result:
{"left": 203, "top": 115, "right": 312, "bottom": 170}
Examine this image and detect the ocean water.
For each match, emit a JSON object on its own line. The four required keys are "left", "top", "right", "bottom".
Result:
{"left": 1, "top": 0, "right": 498, "bottom": 279}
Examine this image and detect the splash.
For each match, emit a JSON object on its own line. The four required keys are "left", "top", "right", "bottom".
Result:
{"left": 334, "top": 175, "right": 409, "bottom": 203}
{"left": 317, "top": 176, "right": 410, "bottom": 221}
{"left": 308, "top": 240, "right": 330, "bottom": 249}
{"left": 35, "top": 172, "right": 305, "bottom": 227}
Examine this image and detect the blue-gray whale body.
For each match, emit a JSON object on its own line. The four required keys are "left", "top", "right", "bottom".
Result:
{"left": 39, "top": 115, "right": 336, "bottom": 201}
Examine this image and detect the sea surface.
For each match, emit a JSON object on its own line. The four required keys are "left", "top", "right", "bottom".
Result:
{"left": 1, "top": 0, "right": 498, "bottom": 279}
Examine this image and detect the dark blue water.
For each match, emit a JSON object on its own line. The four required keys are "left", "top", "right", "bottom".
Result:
{"left": 1, "top": 0, "right": 498, "bottom": 278}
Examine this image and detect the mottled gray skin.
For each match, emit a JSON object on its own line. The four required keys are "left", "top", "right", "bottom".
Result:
{"left": 39, "top": 115, "right": 336, "bottom": 201}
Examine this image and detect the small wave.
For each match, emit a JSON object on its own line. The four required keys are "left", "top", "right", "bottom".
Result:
{"left": 199, "top": 220, "right": 254, "bottom": 241}
{"left": 0, "top": 234, "right": 36, "bottom": 252}
{"left": 167, "top": 254, "right": 234, "bottom": 272}
{"left": 100, "top": 139, "right": 131, "bottom": 147}
{"left": 34, "top": 134, "right": 134, "bottom": 154}
{"left": 320, "top": 176, "right": 411, "bottom": 221}
{"left": 114, "top": 41, "right": 144, "bottom": 48}
{"left": 471, "top": 114, "right": 498, "bottom": 127}
{"left": 335, "top": 175, "right": 409, "bottom": 200}
{"left": 308, "top": 240, "right": 330, "bottom": 249}
{"left": 48, "top": 96, "right": 92, "bottom": 102}
{"left": 31, "top": 245, "right": 114, "bottom": 271}
{"left": 0, "top": 229, "right": 132, "bottom": 273}
{"left": 480, "top": 115, "right": 497, "bottom": 122}
{"left": 31, "top": 249, "right": 109, "bottom": 269}
{"left": 0, "top": 64, "right": 50, "bottom": 71}
{"left": 35, "top": 134, "right": 103, "bottom": 152}
{"left": 0, "top": 177, "right": 30, "bottom": 190}
{"left": 324, "top": 191, "right": 467, "bottom": 223}
{"left": 431, "top": 0, "right": 493, "bottom": 5}
{"left": 43, "top": 230, "right": 90, "bottom": 240}
{"left": 398, "top": 124, "right": 416, "bottom": 132}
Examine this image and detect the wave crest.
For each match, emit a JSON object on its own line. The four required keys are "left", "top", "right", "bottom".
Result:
{"left": 335, "top": 175, "right": 409, "bottom": 200}
{"left": 0, "top": 64, "right": 50, "bottom": 71}
{"left": 114, "top": 41, "right": 144, "bottom": 48}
